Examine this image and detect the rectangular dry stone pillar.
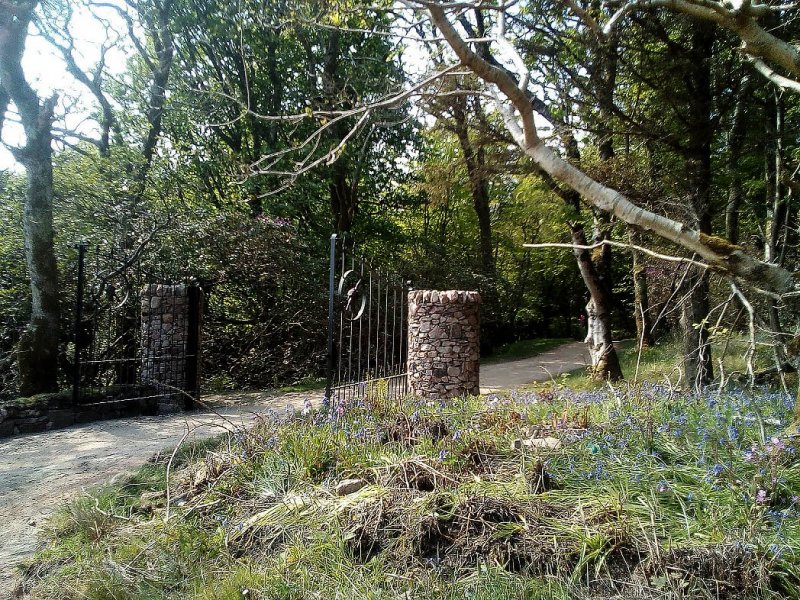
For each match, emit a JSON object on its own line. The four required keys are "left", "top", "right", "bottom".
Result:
{"left": 407, "top": 290, "right": 480, "bottom": 399}
{"left": 140, "top": 284, "right": 203, "bottom": 413}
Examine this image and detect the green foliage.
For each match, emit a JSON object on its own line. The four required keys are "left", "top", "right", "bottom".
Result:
{"left": 9, "top": 0, "right": 798, "bottom": 398}
{"left": 397, "top": 131, "right": 585, "bottom": 347}
{"left": 0, "top": 174, "right": 27, "bottom": 396}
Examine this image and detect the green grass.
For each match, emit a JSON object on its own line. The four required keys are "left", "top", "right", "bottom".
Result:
{"left": 20, "top": 375, "right": 800, "bottom": 599}
{"left": 482, "top": 337, "right": 573, "bottom": 364}
{"left": 278, "top": 376, "right": 326, "bottom": 393}
{"left": 557, "top": 335, "right": 787, "bottom": 391}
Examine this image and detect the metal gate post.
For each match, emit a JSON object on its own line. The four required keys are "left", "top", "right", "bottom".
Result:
{"left": 325, "top": 233, "right": 337, "bottom": 402}
{"left": 72, "top": 242, "right": 88, "bottom": 405}
{"left": 185, "top": 284, "right": 203, "bottom": 409}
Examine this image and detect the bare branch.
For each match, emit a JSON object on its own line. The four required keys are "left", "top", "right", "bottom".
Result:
{"left": 249, "top": 64, "right": 463, "bottom": 192}
{"left": 37, "top": 4, "right": 118, "bottom": 154}
{"left": 524, "top": 240, "right": 710, "bottom": 269}
{"left": 749, "top": 57, "right": 800, "bottom": 93}
{"left": 731, "top": 281, "right": 757, "bottom": 386}
{"left": 88, "top": 0, "right": 155, "bottom": 72}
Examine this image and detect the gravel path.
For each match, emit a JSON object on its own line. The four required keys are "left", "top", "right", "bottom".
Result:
{"left": 0, "top": 391, "right": 314, "bottom": 597}
{"left": 1, "top": 341, "right": 587, "bottom": 596}
{"left": 480, "top": 340, "right": 590, "bottom": 392}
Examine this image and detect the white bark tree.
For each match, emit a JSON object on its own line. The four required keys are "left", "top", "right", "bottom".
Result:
{"left": 401, "top": 0, "right": 795, "bottom": 299}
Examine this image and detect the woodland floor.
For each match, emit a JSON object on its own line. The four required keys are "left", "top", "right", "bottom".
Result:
{"left": 0, "top": 340, "right": 587, "bottom": 597}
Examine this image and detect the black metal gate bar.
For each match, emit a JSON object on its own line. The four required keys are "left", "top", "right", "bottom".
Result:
{"left": 72, "top": 243, "right": 202, "bottom": 410}
{"left": 325, "top": 235, "right": 408, "bottom": 404}
{"left": 325, "top": 234, "right": 337, "bottom": 401}
{"left": 72, "top": 241, "right": 88, "bottom": 404}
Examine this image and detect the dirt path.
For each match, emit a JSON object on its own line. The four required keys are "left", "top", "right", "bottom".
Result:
{"left": 0, "top": 341, "right": 588, "bottom": 595}
{"left": 481, "top": 340, "right": 589, "bottom": 392}
{"left": 0, "top": 391, "right": 315, "bottom": 597}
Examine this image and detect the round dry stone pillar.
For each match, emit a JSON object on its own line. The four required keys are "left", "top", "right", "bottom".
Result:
{"left": 407, "top": 290, "right": 480, "bottom": 399}
{"left": 140, "top": 284, "right": 203, "bottom": 413}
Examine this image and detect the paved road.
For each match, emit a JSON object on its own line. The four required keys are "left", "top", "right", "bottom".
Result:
{"left": 0, "top": 341, "right": 588, "bottom": 596}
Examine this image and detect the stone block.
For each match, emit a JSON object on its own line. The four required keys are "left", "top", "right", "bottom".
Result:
{"left": 48, "top": 409, "right": 75, "bottom": 430}
{"left": 0, "top": 421, "right": 14, "bottom": 437}
{"left": 15, "top": 416, "right": 49, "bottom": 434}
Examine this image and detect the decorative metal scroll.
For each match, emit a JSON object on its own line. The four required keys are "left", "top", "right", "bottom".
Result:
{"left": 325, "top": 234, "right": 408, "bottom": 403}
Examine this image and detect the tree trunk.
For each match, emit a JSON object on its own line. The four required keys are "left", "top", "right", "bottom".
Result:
{"left": 0, "top": 3, "right": 61, "bottom": 395}
{"left": 680, "top": 266, "right": 713, "bottom": 390}
{"left": 532, "top": 142, "right": 623, "bottom": 380}
{"left": 17, "top": 122, "right": 60, "bottom": 395}
{"left": 330, "top": 158, "right": 357, "bottom": 233}
{"left": 451, "top": 96, "right": 495, "bottom": 277}
{"left": 585, "top": 32, "right": 622, "bottom": 378}
{"left": 322, "top": 29, "right": 359, "bottom": 234}
{"left": 765, "top": 90, "right": 790, "bottom": 366}
{"left": 726, "top": 77, "right": 750, "bottom": 245}
{"left": 681, "top": 22, "right": 715, "bottom": 390}
{"left": 632, "top": 248, "right": 654, "bottom": 349}
{"left": 572, "top": 224, "right": 623, "bottom": 381}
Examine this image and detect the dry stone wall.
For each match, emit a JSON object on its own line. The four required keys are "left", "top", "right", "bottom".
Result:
{"left": 407, "top": 290, "right": 480, "bottom": 399}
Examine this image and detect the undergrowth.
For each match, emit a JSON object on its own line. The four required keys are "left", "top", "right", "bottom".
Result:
{"left": 18, "top": 382, "right": 800, "bottom": 599}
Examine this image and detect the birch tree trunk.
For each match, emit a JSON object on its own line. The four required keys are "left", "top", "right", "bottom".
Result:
{"left": 765, "top": 91, "right": 790, "bottom": 366}
{"left": 572, "top": 225, "right": 623, "bottom": 381}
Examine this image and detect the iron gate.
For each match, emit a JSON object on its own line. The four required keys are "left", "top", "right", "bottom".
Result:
{"left": 325, "top": 234, "right": 408, "bottom": 403}
{"left": 72, "top": 242, "right": 201, "bottom": 408}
